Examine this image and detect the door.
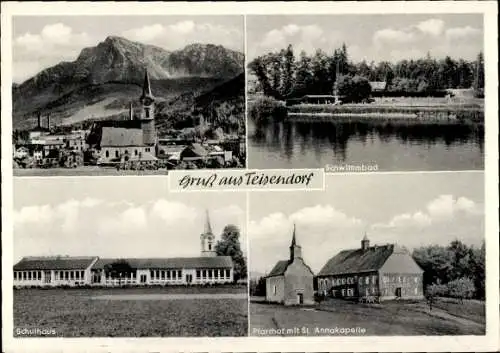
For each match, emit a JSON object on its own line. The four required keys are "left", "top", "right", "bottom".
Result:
{"left": 44, "top": 271, "right": 51, "bottom": 284}
{"left": 140, "top": 274, "right": 147, "bottom": 284}
{"left": 186, "top": 274, "right": 192, "bottom": 284}
{"left": 395, "top": 287, "right": 402, "bottom": 297}
{"left": 297, "top": 293, "right": 304, "bottom": 304}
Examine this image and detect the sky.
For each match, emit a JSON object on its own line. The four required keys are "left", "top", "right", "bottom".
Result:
{"left": 12, "top": 15, "right": 244, "bottom": 83}
{"left": 13, "top": 178, "right": 247, "bottom": 262}
{"left": 248, "top": 172, "right": 484, "bottom": 276}
{"left": 247, "top": 14, "right": 483, "bottom": 62}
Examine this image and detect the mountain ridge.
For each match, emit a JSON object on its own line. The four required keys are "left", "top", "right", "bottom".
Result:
{"left": 12, "top": 35, "right": 244, "bottom": 130}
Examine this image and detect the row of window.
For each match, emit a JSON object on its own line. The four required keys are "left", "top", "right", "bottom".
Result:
{"left": 14, "top": 271, "right": 42, "bottom": 281}
{"left": 14, "top": 270, "right": 86, "bottom": 281}
{"left": 319, "top": 275, "right": 420, "bottom": 289}
{"left": 149, "top": 269, "right": 231, "bottom": 280}
{"left": 104, "top": 148, "right": 152, "bottom": 158}
{"left": 149, "top": 270, "right": 183, "bottom": 280}
{"left": 382, "top": 275, "right": 419, "bottom": 284}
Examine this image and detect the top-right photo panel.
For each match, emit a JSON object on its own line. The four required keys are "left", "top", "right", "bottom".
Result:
{"left": 246, "top": 14, "right": 485, "bottom": 172}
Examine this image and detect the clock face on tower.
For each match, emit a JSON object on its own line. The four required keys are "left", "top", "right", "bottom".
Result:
{"left": 142, "top": 97, "right": 153, "bottom": 106}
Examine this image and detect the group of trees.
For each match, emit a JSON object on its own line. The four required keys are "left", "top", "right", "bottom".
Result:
{"left": 248, "top": 43, "right": 485, "bottom": 100}
{"left": 412, "top": 240, "right": 485, "bottom": 302}
{"left": 105, "top": 224, "right": 247, "bottom": 284}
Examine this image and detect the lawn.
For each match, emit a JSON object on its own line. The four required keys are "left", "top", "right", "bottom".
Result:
{"left": 14, "top": 286, "right": 248, "bottom": 337}
{"left": 13, "top": 166, "right": 169, "bottom": 177}
{"left": 250, "top": 298, "right": 485, "bottom": 336}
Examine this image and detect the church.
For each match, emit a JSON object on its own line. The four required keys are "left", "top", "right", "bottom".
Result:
{"left": 316, "top": 235, "right": 424, "bottom": 301}
{"left": 13, "top": 211, "right": 235, "bottom": 287}
{"left": 265, "top": 225, "right": 315, "bottom": 305}
{"left": 86, "top": 70, "right": 158, "bottom": 164}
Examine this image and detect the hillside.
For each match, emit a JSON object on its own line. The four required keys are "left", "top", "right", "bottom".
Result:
{"left": 12, "top": 36, "right": 244, "bottom": 130}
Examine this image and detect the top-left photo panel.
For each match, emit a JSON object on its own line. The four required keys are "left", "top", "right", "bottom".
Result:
{"left": 11, "top": 15, "right": 246, "bottom": 176}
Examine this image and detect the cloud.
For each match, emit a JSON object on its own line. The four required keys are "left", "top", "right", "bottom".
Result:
{"left": 254, "top": 24, "right": 340, "bottom": 58}
{"left": 14, "top": 199, "right": 245, "bottom": 261}
{"left": 445, "top": 26, "right": 482, "bottom": 41}
{"left": 120, "top": 21, "right": 243, "bottom": 52}
{"left": 416, "top": 19, "right": 445, "bottom": 36}
{"left": 373, "top": 28, "right": 416, "bottom": 47}
{"left": 13, "top": 23, "right": 92, "bottom": 83}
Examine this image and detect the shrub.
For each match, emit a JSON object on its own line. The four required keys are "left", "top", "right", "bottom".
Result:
{"left": 447, "top": 277, "right": 475, "bottom": 302}
{"left": 248, "top": 97, "right": 287, "bottom": 124}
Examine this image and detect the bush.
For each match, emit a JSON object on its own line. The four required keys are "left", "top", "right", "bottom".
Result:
{"left": 447, "top": 277, "right": 475, "bottom": 302}
{"left": 248, "top": 97, "right": 287, "bottom": 124}
{"left": 337, "top": 75, "right": 372, "bottom": 103}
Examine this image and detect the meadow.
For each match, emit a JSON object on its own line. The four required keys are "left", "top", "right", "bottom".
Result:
{"left": 13, "top": 166, "right": 169, "bottom": 177}
{"left": 250, "top": 297, "right": 485, "bottom": 336}
{"left": 14, "top": 285, "right": 248, "bottom": 337}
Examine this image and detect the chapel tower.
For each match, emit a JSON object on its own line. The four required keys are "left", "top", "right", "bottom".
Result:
{"left": 289, "top": 223, "right": 302, "bottom": 261}
{"left": 201, "top": 210, "right": 216, "bottom": 257}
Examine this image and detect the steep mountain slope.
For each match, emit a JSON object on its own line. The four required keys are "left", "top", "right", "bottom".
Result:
{"left": 12, "top": 36, "right": 244, "bottom": 129}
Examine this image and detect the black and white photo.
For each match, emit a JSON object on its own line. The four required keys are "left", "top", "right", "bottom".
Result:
{"left": 12, "top": 16, "right": 246, "bottom": 176}
{"left": 247, "top": 14, "right": 484, "bottom": 171}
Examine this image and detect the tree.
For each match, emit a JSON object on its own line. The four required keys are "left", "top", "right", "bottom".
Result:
{"left": 425, "top": 283, "right": 448, "bottom": 310}
{"left": 103, "top": 260, "right": 133, "bottom": 285}
{"left": 473, "top": 51, "right": 485, "bottom": 97}
{"left": 282, "top": 44, "right": 296, "bottom": 98}
{"left": 215, "top": 224, "right": 247, "bottom": 282}
{"left": 337, "top": 75, "right": 372, "bottom": 103}
{"left": 447, "top": 277, "right": 475, "bottom": 303}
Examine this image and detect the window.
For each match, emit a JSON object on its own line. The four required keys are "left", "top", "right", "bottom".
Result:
{"left": 202, "top": 270, "right": 206, "bottom": 279}
{"left": 178, "top": 270, "right": 182, "bottom": 279}
{"left": 173, "top": 271, "right": 177, "bottom": 279}
{"left": 365, "top": 288, "right": 369, "bottom": 296}
{"left": 414, "top": 277, "right": 418, "bottom": 283}
{"left": 383, "top": 276, "right": 388, "bottom": 283}
{"left": 372, "top": 275, "right": 377, "bottom": 284}
{"left": 105, "top": 150, "right": 109, "bottom": 158}
{"left": 215, "top": 271, "right": 219, "bottom": 279}
{"left": 81, "top": 271, "right": 85, "bottom": 280}
{"left": 161, "top": 271, "right": 165, "bottom": 280}
{"left": 341, "top": 289, "right": 346, "bottom": 296}
{"left": 358, "top": 277, "right": 363, "bottom": 284}
{"left": 196, "top": 270, "right": 201, "bottom": 279}
{"left": 135, "top": 150, "right": 138, "bottom": 156}
{"left": 115, "top": 151, "right": 119, "bottom": 158}
{"left": 398, "top": 276, "right": 401, "bottom": 282}
{"left": 14, "top": 272, "right": 17, "bottom": 280}
{"left": 150, "top": 270, "right": 154, "bottom": 279}
{"left": 167, "top": 271, "right": 171, "bottom": 280}
{"left": 208, "top": 270, "right": 212, "bottom": 279}
{"left": 403, "top": 276, "right": 406, "bottom": 283}
{"left": 146, "top": 147, "right": 150, "bottom": 152}
{"left": 75, "top": 271, "right": 80, "bottom": 279}
{"left": 273, "top": 285, "right": 277, "bottom": 295}
{"left": 208, "top": 243, "right": 212, "bottom": 250}
{"left": 23, "top": 272, "right": 27, "bottom": 280}
{"left": 28, "top": 272, "right": 32, "bottom": 280}
{"left": 365, "top": 277, "right": 369, "bottom": 284}
{"left": 145, "top": 109, "right": 150, "bottom": 118}
{"left": 38, "top": 271, "right": 42, "bottom": 280}
{"left": 70, "top": 271, "right": 74, "bottom": 280}
{"left": 225, "top": 269, "right": 230, "bottom": 278}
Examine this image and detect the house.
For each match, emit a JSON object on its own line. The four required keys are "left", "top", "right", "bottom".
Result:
{"left": 180, "top": 143, "right": 209, "bottom": 161}
{"left": 369, "top": 81, "right": 387, "bottom": 92}
{"left": 301, "top": 95, "right": 337, "bottom": 105}
{"left": 13, "top": 211, "right": 234, "bottom": 287}
{"left": 316, "top": 235, "right": 424, "bottom": 301}
{"left": 14, "top": 256, "right": 98, "bottom": 287}
{"left": 265, "top": 224, "right": 315, "bottom": 305}
{"left": 86, "top": 70, "right": 157, "bottom": 164}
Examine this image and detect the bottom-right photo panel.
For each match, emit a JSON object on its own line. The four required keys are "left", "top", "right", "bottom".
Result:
{"left": 248, "top": 172, "right": 485, "bottom": 336}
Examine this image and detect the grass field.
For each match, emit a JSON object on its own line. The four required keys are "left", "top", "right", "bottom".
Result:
{"left": 250, "top": 297, "right": 485, "bottom": 336}
{"left": 14, "top": 285, "right": 248, "bottom": 337}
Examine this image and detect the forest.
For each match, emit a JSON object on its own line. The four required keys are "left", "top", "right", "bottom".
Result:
{"left": 248, "top": 44, "right": 485, "bottom": 100}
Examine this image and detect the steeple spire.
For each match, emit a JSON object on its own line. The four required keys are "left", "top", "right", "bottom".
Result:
{"left": 291, "top": 223, "right": 297, "bottom": 247}
{"left": 141, "top": 69, "right": 153, "bottom": 100}
{"left": 290, "top": 223, "right": 302, "bottom": 261}
{"left": 204, "top": 209, "right": 213, "bottom": 235}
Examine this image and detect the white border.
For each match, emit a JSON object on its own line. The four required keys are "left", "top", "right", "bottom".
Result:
{"left": 2, "top": 1, "right": 498, "bottom": 352}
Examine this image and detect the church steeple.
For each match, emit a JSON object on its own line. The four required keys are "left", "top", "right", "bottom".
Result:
{"left": 361, "top": 233, "right": 370, "bottom": 251}
{"left": 289, "top": 223, "right": 302, "bottom": 261}
{"left": 140, "top": 70, "right": 154, "bottom": 101}
{"left": 201, "top": 210, "right": 216, "bottom": 257}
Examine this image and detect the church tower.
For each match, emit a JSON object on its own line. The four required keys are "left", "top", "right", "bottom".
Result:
{"left": 201, "top": 210, "right": 216, "bottom": 257}
{"left": 289, "top": 223, "right": 302, "bottom": 261}
{"left": 140, "top": 70, "right": 156, "bottom": 146}
{"left": 361, "top": 233, "right": 370, "bottom": 251}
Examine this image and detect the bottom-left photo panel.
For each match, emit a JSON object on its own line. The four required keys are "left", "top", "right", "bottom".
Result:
{"left": 12, "top": 177, "right": 248, "bottom": 337}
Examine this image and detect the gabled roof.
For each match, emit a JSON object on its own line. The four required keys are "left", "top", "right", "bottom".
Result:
{"left": 14, "top": 256, "right": 98, "bottom": 271}
{"left": 91, "top": 256, "right": 233, "bottom": 270}
{"left": 317, "top": 244, "right": 394, "bottom": 276}
{"left": 267, "top": 260, "right": 290, "bottom": 277}
{"left": 100, "top": 126, "right": 144, "bottom": 147}
{"left": 182, "top": 143, "right": 208, "bottom": 158}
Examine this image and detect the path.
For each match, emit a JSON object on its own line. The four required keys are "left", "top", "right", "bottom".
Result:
{"left": 91, "top": 293, "right": 248, "bottom": 300}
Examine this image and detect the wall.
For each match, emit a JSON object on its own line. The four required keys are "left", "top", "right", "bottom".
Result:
{"left": 378, "top": 271, "right": 424, "bottom": 300}
{"left": 283, "top": 258, "right": 315, "bottom": 305}
{"left": 266, "top": 276, "right": 285, "bottom": 303}
{"left": 98, "top": 146, "right": 153, "bottom": 163}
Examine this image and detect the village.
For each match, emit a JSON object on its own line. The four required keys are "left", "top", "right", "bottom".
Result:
{"left": 12, "top": 71, "right": 245, "bottom": 174}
